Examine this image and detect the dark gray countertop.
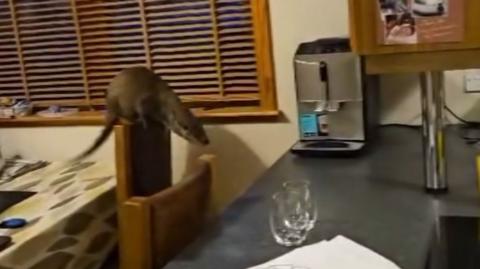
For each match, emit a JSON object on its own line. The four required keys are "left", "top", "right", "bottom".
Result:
{"left": 164, "top": 126, "right": 480, "bottom": 269}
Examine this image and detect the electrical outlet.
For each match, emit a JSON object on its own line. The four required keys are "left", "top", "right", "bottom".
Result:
{"left": 464, "top": 69, "right": 480, "bottom": 93}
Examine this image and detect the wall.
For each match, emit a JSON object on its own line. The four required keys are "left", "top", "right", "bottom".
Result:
{"left": 1, "top": 0, "right": 479, "bottom": 210}
{"left": 381, "top": 71, "right": 480, "bottom": 125}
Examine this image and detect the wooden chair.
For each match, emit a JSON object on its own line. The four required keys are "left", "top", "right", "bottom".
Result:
{"left": 114, "top": 123, "right": 216, "bottom": 269}
{"left": 150, "top": 155, "right": 212, "bottom": 267}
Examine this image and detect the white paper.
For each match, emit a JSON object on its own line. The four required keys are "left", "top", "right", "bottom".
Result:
{"left": 249, "top": 236, "right": 401, "bottom": 269}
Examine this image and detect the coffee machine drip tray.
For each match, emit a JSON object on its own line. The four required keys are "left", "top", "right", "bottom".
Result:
{"left": 291, "top": 140, "right": 365, "bottom": 156}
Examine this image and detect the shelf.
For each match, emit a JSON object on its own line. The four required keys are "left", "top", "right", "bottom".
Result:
{"left": 0, "top": 107, "right": 280, "bottom": 127}
{"left": 0, "top": 111, "right": 105, "bottom": 127}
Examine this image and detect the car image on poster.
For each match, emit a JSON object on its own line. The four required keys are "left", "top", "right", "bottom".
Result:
{"left": 413, "top": 0, "right": 447, "bottom": 16}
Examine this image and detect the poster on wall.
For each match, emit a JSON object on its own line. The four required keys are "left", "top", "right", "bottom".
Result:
{"left": 377, "top": 0, "right": 464, "bottom": 45}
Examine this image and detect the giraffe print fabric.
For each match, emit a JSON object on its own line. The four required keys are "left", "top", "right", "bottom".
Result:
{"left": 0, "top": 161, "right": 117, "bottom": 269}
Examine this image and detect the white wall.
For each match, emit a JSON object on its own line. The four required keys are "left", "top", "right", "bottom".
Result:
{"left": 1, "top": 0, "right": 479, "bottom": 209}
{"left": 381, "top": 71, "right": 480, "bottom": 125}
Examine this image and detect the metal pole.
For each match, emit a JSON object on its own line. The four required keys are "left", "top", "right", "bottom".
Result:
{"left": 420, "top": 71, "right": 448, "bottom": 193}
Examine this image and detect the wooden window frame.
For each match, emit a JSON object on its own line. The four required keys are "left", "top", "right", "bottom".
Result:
{"left": 0, "top": 0, "right": 278, "bottom": 125}
{"left": 249, "top": 0, "right": 277, "bottom": 115}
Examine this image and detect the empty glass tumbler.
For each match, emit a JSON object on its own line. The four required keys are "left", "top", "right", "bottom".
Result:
{"left": 269, "top": 190, "right": 310, "bottom": 247}
{"left": 282, "top": 180, "right": 318, "bottom": 230}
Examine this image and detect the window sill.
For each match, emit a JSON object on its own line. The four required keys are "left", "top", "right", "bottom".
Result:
{"left": 0, "top": 111, "right": 105, "bottom": 127}
{"left": 0, "top": 107, "right": 281, "bottom": 127}
{"left": 193, "top": 107, "right": 280, "bottom": 123}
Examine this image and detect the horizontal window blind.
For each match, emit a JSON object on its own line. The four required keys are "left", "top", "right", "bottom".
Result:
{"left": 0, "top": 0, "right": 273, "bottom": 111}
{"left": 75, "top": 0, "right": 149, "bottom": 104}
{"left": 145, "top": 0, "right": 220, "bottom": 99}
{"left": 15, "top": 0, "right": 85, "bottom": 106}
{"left": 0, "top": 0, "right": 26, "bottom": 100}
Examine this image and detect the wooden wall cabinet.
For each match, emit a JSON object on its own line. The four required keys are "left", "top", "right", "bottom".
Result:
{"left": 348, "top": 0, "right": 480, "bottom": 73}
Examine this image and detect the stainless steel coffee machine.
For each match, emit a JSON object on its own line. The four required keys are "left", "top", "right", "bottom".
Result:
{"left": 291, "top": 38, "right": 379, "bottom": 155}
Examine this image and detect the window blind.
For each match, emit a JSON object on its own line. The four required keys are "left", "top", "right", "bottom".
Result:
{"left": 0, "top": 0, "right": 26, "bottom": 100}
{"left": 14, "top": 0, "right": 85, "bottom": 105}
{"left": 0, "top": 0, "right": 271, "bottom": 111}
{"left": 146, "top": 0, "right": 221, "bottom": 98}
{"left": 74, "top": 0, "right": 149, "bottom": 104}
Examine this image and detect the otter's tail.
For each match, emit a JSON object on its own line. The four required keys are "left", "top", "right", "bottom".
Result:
{"left": 72, "top": 115, "right": 117, "bottom": 163}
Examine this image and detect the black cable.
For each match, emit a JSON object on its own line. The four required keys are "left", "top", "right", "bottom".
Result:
{"left": 380, "top": 107, "right": 480, "bottom": 144}
{"left": 443, "top": 105, "right": 480, "bottom": 145}
{"left": 379, "top": 106, "right": 480, "bottom": 144}
{"left": 381, "top": 106, "right": 479, "bottom": 128}
{"left": 380, "top": 123, "right": 420, "bottom": 128}
{"left": 444, "top": 105, "right": 480, "bottom": 126}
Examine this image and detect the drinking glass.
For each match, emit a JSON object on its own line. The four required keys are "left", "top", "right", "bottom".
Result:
{"left": 282, "top": 180, "right": 318, "bottom": 230}
{"left": 269, "top": 190, "right": 310, "bottom": 247}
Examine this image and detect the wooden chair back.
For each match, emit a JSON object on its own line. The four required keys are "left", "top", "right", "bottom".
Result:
{"left": 115, "top": 123, "right": 216, "bottom": 269}
{"left": 149, "top": 156, "right": 212, "bottom": 267}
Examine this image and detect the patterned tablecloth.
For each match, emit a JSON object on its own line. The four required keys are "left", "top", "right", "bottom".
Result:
{"left": 0, "top": 161, "right": 117, "bottom": 269}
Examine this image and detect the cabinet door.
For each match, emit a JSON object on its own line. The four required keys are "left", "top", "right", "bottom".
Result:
{"left": 348, "top": 0, "right": 480, "bottom": 73}
{"left": 349, "top": 0, "right": 480, "bottom": 55}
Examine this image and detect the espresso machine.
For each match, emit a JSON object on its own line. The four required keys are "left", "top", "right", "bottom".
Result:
{"left": 291, "top": 38, "right": 379, "bottom": 155}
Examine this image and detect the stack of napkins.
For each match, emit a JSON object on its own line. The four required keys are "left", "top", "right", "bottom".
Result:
{"left": 249, "top": 236, "right": 401, "bottom": 269}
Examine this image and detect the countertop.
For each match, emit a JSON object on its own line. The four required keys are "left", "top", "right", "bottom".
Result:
{"left": 164, "top": 126, "right": 480, "bottom": 269}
